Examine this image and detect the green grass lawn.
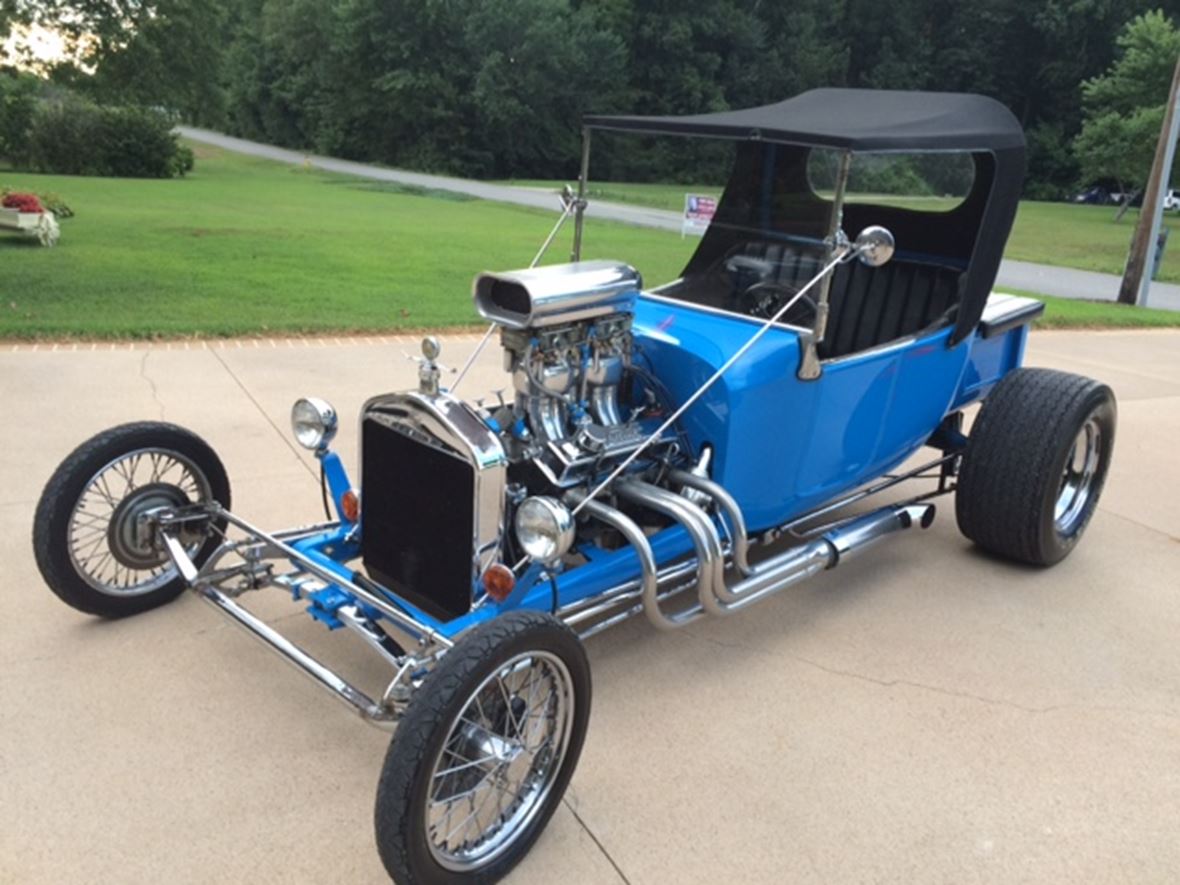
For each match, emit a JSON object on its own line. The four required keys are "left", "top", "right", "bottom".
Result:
{"left": 1014, "top": 290, "right": 1180, "bottom": 329}
{"left": 503, "top": 178, "right": 1180, "bottom": 283}
{"left": 0, "top": 147, "right": 1175, "bottom": 340}
{"left": 0, "top": 146, "right": 695, "bottom": 339}
{"left": 1008, "top": 202, "right": 1180, "bottom": 282}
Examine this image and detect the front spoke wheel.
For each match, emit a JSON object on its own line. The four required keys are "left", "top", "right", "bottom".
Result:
{"left": 375, "top": 611, "right": 591, "bottom": 885}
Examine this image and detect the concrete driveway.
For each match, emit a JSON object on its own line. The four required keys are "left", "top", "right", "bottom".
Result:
{"left": 2, "top": 330, "right": 1178, "bottom": 884}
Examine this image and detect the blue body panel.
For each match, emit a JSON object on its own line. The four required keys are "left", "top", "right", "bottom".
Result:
{"left": 633, "top": 295, "right": 979, "bottom": 530}
{"left": 289, "top": 294, "right": 1033, "bottom": 639}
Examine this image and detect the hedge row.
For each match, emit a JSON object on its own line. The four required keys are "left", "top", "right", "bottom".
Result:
{"left": 1, "top": 78, "right": 193, "bottom": 179}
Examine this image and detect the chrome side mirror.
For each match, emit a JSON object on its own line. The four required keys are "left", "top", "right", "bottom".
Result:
{"left": 854, "top": 226, "right": 895, "bottom": 267}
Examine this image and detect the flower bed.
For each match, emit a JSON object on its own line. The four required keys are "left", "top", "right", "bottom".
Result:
{"left": 1, "top": 192, "right": 44, "bottom": 213}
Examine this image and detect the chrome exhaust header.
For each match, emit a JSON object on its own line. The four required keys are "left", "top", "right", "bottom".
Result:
{"left": 573, "top": 487, "right": 706, "bottom": 631}
{"left": 594, "top": 476, "right": 934, "bottom": 629}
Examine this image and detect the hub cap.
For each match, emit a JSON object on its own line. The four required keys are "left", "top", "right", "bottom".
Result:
{"left": 68, "top": 448, "right": 213, "bottom": 596}
{"left": 425, "top": 651, "right": 574, "bottom": 872}
{"left": 1054, "top": 417, "right": 1102, "bottom": 535}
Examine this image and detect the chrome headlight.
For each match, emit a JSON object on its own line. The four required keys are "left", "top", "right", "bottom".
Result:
{"left": 514, "top": 496, "right": 574, "bottom": 563}
{"left": 291, "top": 397, "right": 338, "bottom": 451}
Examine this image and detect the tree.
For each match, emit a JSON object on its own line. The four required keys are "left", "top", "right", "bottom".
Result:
{"left": 1076, "top": 10, "right": 1180, "bottom": 218}
{"left": 23, "top": 0, "right": 231, "bottom": 122}
{"left": 222, "top": 0, "right": 341, "bottom": 151}
{"left": 464, "top": 0, "right": 627, "bottom": 178}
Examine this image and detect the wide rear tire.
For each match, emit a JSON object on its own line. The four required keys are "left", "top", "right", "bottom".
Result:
{"left": 956, "top": 368, "right": 1116, "bottom": 566}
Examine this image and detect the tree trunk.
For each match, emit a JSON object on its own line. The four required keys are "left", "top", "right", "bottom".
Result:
{"left": 1113, "top": 189, "right": 1139, "bottom": 223}
{"left": 1119, "top": 57, "right": 1180, "bottom": 305}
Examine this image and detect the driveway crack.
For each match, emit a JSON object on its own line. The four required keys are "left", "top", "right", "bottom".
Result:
{"left": 139, "top": 350, "right": 166, "bottom": 420}
{"left": 562, "top": 797, "right": 632, "bottom": 884}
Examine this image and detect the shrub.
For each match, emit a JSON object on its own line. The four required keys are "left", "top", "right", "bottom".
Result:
{"left": 38, "top": 192, "right": 75, "bottom": 218}
{"left": 20, "top": 96, "right": 193, "bottom": 178}
{"left": 170, "top": 143, "right": 195, "bottom": 177}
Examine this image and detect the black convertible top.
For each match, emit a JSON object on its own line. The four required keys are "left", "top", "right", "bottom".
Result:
{"left": 584, "top": 88, "right": 1025, "bottom": 153}
{"left": 584, "top": 89, "right": 1026, "bottom": 345}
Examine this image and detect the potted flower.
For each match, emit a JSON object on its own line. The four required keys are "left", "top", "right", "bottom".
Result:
{"left": 0, "top": 191, "right": 61, "bottom": 247}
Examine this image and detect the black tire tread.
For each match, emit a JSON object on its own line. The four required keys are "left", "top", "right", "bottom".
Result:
{"left": 375, "top": 611, "right": 590, "bottom": 885}
{"left": 33, "top": 421, "right": 230, "bottom": 617}
{"left": 956, "top": 368, "right": 1114, "bottom": 565}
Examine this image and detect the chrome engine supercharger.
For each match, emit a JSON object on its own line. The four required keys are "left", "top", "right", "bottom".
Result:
{"left": 472, "top": 260, "right": 676, "bottom": 488}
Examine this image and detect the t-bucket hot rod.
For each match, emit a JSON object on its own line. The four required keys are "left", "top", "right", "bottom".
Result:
{"left": 33, "top": 90, "right": 1116, "bottom": 884}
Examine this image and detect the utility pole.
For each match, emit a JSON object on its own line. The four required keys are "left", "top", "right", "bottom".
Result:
{"left": 1119, "top": 57, "right": 1180, "bottom": 306}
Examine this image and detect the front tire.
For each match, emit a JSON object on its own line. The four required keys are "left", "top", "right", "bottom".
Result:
{"left": 33, "top": 421, "right": 231, "bottom": 617}
{"left": 375, "top": 611, "right": 591, "bottom": 885}
{"left": 956, "top": 368, "right": 1116, "bottom": 566}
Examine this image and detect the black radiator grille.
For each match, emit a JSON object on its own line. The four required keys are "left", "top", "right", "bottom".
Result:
{"left": 361, "top": 417, "right": 475, "bottom": 621}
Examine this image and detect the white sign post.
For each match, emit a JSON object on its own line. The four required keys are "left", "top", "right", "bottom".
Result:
{"left": 682, "top": 194, "right": 717, "bottom": 237}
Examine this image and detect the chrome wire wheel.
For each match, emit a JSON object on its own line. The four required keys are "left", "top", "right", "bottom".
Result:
{"left": 425, "top": 650, "right": 574, "bottom": 872}
{"left": 67, "top": 447, "right": 213, "bottom": 597}
{"left": 1054, "top": 417, "right": 1102, "bottom": 535}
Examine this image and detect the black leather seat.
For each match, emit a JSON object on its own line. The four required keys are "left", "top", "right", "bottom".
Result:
{"left": 734, "top": 241, "right": 964, "bottom": 359}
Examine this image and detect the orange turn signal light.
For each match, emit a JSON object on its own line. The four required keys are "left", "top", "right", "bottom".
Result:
{"left": 481, "top": 563, "right": 516, "bottom": 602}
{"left": 341, "top": 489, "right": 360, "bottom": 523}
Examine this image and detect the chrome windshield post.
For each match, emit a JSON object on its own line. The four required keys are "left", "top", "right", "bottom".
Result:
{"left": 798, "top": 149, "right": 853, "bottom": 381}
{"left": 571, "top": 126, "right": 591, "bottom": 261}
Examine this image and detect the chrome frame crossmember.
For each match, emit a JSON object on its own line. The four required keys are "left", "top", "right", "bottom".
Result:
{"left": 155, "top": 505, "right": 451, "bottom": 730}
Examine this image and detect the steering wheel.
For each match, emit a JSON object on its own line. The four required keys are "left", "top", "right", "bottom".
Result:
{"left": 743, "top": 280, "right": 817, "bottom": 325}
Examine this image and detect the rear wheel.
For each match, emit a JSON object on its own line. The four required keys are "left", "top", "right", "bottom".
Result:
{"left": 956, "top": 368, "right": 1116, "bottom": 566}
{"left": 33, "top": 422, "right": 230, "bottom": 617}
{"left": 375, "top": 611, "right": 591, "bottom": 885}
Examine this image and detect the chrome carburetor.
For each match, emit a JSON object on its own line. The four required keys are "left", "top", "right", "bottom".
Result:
{"left": 473, "top": 260, "right": 668, "bottom": 486}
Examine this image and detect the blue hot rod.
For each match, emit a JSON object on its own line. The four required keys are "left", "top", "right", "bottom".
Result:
{"left": 33, "top": 89, "right": 1115, "bottom": 884}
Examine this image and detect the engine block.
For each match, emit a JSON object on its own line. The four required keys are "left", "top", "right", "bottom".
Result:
{"left": 472, "top": 261, "right": 673, "bottom": 488}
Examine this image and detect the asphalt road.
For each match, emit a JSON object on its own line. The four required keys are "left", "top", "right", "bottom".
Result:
{"left": 3, "top": 329, "right": 1179, "bottom": 884}
{"left": 180, "top": 126, "right": 1180, "bottom": 310}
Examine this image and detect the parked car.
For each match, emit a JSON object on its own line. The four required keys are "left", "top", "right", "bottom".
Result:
{"left": 33, "top": 89, "right": 1116, "bottom": 885}
{"left": 1164, "top": 188, "right": 1180, "bottom": 211}
{"left": 1073, "top": 185, "right": 1111, "bottom": 205}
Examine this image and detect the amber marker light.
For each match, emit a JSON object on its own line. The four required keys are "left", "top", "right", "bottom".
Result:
{"left": 482, "top": 563, "right": 516, "bottom": 602}
{"left": 341, "top": 489, "right": 360, "bottom": 523}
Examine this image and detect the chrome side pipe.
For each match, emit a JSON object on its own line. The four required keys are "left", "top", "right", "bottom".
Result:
{"left": 603, "top": 478, "right": 934, "bottom": 626}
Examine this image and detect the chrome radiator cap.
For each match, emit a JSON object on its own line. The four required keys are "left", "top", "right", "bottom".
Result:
{"left": 473, "top": 260, "right": 641, "bottom": 329}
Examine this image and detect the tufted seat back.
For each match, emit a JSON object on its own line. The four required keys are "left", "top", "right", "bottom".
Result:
{"left": 734, "top": 241, "right": 964, "bottom": 359}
